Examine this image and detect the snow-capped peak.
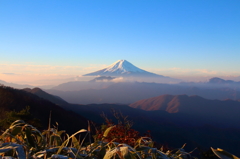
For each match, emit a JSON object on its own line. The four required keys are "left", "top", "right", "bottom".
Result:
{"left": 83, "top": 60, "right": 164, "bottom": 77}
{"left": 104, "top": 60, "right": 145, "bottom": 73}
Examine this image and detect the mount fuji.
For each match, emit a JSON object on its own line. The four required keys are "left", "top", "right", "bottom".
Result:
{"left": 83, "top": 60, "right": 165, "bottom": 77}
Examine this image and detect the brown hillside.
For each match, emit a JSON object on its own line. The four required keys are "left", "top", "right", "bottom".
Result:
{"left": 130, "top": 94, "right": 240, "bottom": 117}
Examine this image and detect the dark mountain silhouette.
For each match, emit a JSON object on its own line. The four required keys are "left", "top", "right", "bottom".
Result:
{"left": 0, "top": 85, "right": 88, "bottom": 133}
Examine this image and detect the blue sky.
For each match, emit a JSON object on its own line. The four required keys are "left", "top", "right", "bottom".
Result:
{"left": 0, "top": 0, "right": 240, "bottom": 85}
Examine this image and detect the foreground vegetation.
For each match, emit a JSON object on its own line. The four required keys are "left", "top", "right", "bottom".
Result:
{"left": 0, "top": 118, "right": 237, "bottom": 159}
{"left": 1, "top": 85, "right": 239, "bottom": 158}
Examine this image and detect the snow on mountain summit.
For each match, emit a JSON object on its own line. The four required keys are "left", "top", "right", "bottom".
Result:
{"left": 104, "top": 60, "right": 145, "bottom": 73}
{"left": 83, "top": 60, "right": 165, "bottom": 77}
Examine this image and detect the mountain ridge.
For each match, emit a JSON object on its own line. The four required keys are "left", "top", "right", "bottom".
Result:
{"left": 23, "top": 87, "right": 68, "bottom": 106}
{"left": 129, "top": 94, "right": 240, "bottom": 122}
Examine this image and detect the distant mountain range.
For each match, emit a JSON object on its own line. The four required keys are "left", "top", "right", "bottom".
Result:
{"left": 47, "top": 80, "right": 240, "bottom": 104}
{"left": 130, "top": 94, "right": 240, "bottom": 127}
{"left": 179, "top": 77, "right": 240, "bottom": 87}
{"left": 209, "top": 77, "right": 240, "bottom": 84}
{"left": 130, "top": 94, "right": 237, "bottom": 112}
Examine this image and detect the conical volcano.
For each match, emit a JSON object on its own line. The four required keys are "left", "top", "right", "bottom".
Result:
{"left": 83, "top": 60, "right": 165, "bottom": 77}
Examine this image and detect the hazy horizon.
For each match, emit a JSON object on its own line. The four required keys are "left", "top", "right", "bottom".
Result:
{"left": 1, "top": 59, "right": 240, "bottom": 86}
